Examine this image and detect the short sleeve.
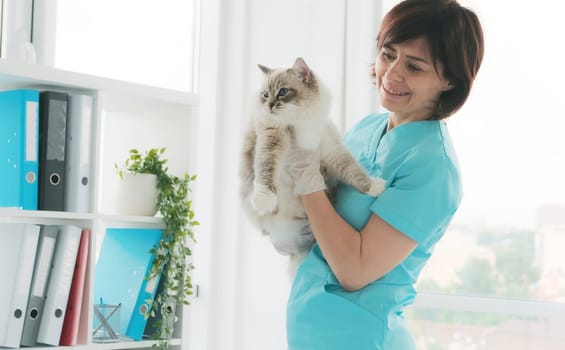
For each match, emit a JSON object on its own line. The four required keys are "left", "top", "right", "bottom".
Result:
{"left": 370, "top": 156, "right": 462, "bottom": 246}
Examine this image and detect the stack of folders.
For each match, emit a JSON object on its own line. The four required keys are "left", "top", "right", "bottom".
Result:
{"left": 94, "top": 228, "right": 164, "bottom": 341}
{"left": 0, "top": 223, "right": 90, "bottom": 348}
{"left": 0, "top": 89, "right": 93, "bottom": 212}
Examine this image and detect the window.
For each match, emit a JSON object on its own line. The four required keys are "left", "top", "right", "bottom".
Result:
{"left": 380, "top": 0, "right": 565, "bottom": 348}
{"left": 6, "top": 0, "right": 200, "bottom": 92}
{"left": 53, "top": 0, "right": 199, "bottom": 92}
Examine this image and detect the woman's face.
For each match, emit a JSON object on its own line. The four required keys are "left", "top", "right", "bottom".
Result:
{"left": 374, "top": 37, "right": 452, "bottom": 125}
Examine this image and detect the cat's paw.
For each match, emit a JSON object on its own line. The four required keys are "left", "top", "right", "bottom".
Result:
{"left": 367, "top": 177, "right": 387, "bottom": 196}
{"left": 251, "top": 185, "right": 278, "bottom": 214}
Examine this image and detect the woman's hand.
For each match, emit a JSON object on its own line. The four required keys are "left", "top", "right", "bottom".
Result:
{"left": 286, "top": 143, "right": 326, "bottom": 195}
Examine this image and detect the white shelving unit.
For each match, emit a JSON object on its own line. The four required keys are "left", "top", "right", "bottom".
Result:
{"left": 0, "top": 60, "right": 199, "bottom": 350}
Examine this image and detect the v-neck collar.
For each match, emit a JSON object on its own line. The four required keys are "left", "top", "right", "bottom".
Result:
{"left": 365, "top": 113, "right": 442, "bottom": 164}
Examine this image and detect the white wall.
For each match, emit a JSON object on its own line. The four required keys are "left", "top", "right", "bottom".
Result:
{"left": 191, "top": 1, "right": 382, "bottom": 350}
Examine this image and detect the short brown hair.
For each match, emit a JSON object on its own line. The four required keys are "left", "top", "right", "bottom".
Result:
{"left": 374, "top": 0, "right": 484, "bottom": 119}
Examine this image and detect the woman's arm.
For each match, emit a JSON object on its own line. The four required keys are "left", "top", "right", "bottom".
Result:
{"left": 287, "top": 142, "right": 417, "bottom": 290}
{"left": 301, "top": 190, "right": 417, "bottom": 291}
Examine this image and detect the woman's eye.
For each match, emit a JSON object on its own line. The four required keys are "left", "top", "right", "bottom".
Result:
{"left": 407, "top": 64, "right": 421, "bottom": 72}
{"left": 262, "top": 91, "right": 269, "bottom": 98}
{"left": 381, "top": 51, "right": 394, "bottom": 61}
{"left": 278, "top": 88, "right": 288, "bottom": 97}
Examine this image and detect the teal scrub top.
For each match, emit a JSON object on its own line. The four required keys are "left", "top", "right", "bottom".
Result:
{"left": 287, "top": 113, "right": 462, "bottom": 350}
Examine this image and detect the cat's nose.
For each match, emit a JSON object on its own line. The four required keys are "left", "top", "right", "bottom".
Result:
{"left": 268, "top": 102, "right": 275, "bottom": 110}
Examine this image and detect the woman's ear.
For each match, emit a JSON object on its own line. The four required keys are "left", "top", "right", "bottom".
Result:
{"left": 442, "top": 81, "right": 455, "bottom": 92}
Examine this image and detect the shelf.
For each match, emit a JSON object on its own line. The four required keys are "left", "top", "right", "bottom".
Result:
{"left": 0, "top": 209, "right": 94, "bottom": 227}
{"left": 0, "top": 54, "right": 190, "bottom": 349}
{"left": 0, "top": 210, "right": 165, "bottom": 229}
{"left": 95, "top": 214, "right": 165, "bottom": 229}
{"left": 0, "top": 59, "right": 199, "bottom": 107}
{"left": 21, "top": 338, "right": 181, "bottom": 350}
{"left": 0, "top": 208, "right": 93, "bottom": 220}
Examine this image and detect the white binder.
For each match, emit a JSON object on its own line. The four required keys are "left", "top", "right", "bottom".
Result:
{"left": 36, "top": 225, "right": 82, "bottom": 346}
{"left": 20, "top": 225, "right": 59, "bottom": 346}
{"left": 0, "top": 223, "right": 40, "bottom": 348}
{"left": 64, "top": 93, "right": 93, "bottom": 213}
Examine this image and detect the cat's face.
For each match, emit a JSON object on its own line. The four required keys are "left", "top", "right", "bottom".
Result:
{"left": 257, "top": 57, "right": 319, "bottom": 117}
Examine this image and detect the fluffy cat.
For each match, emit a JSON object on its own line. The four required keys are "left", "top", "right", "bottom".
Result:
{"left": 240, "top": 57, "right": 386, "bottom": 276}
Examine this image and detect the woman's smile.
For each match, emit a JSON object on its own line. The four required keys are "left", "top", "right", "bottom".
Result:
{"left": 383, "top": 85, "right": 410, "bottom": 97}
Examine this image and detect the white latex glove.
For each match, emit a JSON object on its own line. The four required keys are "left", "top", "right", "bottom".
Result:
{"left": 270, "top": 221, "right": 315, "bottom": 256}
{"left": 286, "top": 143, "right": 326, "bottom": 196}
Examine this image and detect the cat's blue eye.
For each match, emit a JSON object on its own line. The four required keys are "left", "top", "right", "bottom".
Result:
{"left": 278, "top": 88, "right": 288, "bottom": 97}
{"left": 262, "top": 91, "right": 269, "bottom": 98}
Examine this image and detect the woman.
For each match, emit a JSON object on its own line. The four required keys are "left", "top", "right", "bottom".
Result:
{"left": 284, "top": 0, "right": 484, "bottom": 349}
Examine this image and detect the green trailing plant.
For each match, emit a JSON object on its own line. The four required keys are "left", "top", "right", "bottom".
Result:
{"left": 116, "top": 148, "right": 198, "bottom": 349}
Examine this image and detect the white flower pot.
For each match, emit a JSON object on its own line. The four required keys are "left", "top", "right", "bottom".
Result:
{"left": 114, "top": 173, "right": 158, "bottom": 216}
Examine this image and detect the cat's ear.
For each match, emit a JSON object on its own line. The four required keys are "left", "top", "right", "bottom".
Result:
{"left": 258, "top": 64, "right": 272, "bottom": 75}
{"left": 292, "top": 57, "right": 313, "bottom": 84}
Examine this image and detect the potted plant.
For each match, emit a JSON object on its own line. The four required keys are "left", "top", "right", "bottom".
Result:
{"left": 116, "top": 148, "right": 198, "bottom": 349}
{"left": 113, "top": 170, "right": 159, "bottom": 216}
